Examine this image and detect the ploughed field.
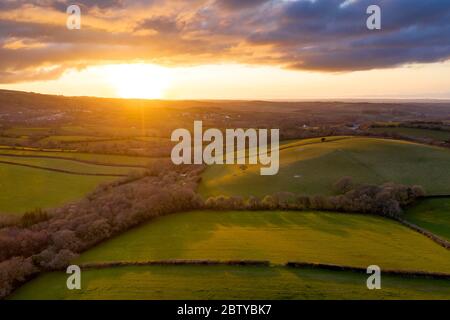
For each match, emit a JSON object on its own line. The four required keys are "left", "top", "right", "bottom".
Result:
{"left": 199, "top": 137, "right": 450, "bottom": 197}
{"left": 0, "top": 149, "right": 150, "bottom": 215}
{"left": 10, "top": 265, "right": 450, "bottom": 300}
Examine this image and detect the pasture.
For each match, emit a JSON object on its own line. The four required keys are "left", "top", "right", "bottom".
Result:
{"left": 0, "top": 154, "right": 143, "bottom": 175}
{"left": 0, "top": 148, "right": 154, "bottom": 167}
{"left": 0, "top": 163, "right": 115, "bottom": 214}
{"left": 406, "top": 198, "right": 450, "bottom": 241}
{"left": 199, "top": 137, "right": 450, "bottom": 197}
{"left": 0, "top": 151, "right": 150, "bottom": 215}
{"left": 75, "top": 210, "right": 450, "bottom": 273}
{"left": 10, "top": 265, "right": 450, "bottom": 300}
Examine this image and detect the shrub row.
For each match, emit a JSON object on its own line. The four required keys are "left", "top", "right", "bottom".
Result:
{"left": 203, "top": 178, "right": 426, "bottom": 218}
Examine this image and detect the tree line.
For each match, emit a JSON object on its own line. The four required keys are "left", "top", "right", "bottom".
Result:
{"left": 203, "top": 177, "right": 425, "bottom": 218}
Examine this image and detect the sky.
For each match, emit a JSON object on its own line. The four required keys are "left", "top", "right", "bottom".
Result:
{"left": 0, "top": 0, "right": 449, "bottom": 100}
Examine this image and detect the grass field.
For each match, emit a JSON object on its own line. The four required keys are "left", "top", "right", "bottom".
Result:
{"left": 75, "top": 210, "right": 450, "bottom": 273}
{"left": 0, "top": 163, "right": 116, "bottom": 214}
{"left": 198, "top": 137, "right": 450, "bottom": 197}
{"left": 10, "top": 265, "right": 450, "bottom": 300}
{"left": 0, "top": 154, "right": 144, "bottom": 175}
{"left": 369, "top": 127, "right": 450, "bottom": 141}
{"left": 0, "top": 150, "right": 151, "bottom": 215}
{"left": 406, "top": 198, "right": 450, "bottom": 241}
{"left": 0, "top": 144, "right": 157, "bottom": 215}
{"left": 0, "top": 148, "right": 154, "bottom": 167}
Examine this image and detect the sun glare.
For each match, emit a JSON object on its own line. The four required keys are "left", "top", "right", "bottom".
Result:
{"left": 104, "top": 64, "right": 172, "bottom": 99}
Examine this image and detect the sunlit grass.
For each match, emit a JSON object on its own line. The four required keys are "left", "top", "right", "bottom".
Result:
{"left": 406, "top": 198, "right": 450, "bottom": 241}
{"left": 10, "top": 265, "right": 450, "bottom": 300}
{"left": 75, "top": 210, "right": 450, "bottom": 273}
{"left": 199, "top": 137, "right": 450, "bottom": 197}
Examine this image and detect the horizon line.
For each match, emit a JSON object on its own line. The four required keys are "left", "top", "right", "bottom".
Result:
{"left": 1, "top": 88, "right": 450, "bottom": 104}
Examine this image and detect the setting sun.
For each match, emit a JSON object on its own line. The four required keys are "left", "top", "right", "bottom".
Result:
{"left": 104, "top": 64, "right": 172, "bottom": 99}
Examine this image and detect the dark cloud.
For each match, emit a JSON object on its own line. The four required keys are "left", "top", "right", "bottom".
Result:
{"left": 0, "top": 0, "right": 449, "bottom": 83}
{"left": 248, "top": 0, "right": 450, "bottom": 71}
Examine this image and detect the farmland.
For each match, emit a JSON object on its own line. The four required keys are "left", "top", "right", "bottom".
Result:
{"left": 0, "top": 147, "right": 155, "bottom": 167}
{"left": 0, "top": 150, "right": 150, "bottom": 215}
{"left": 75, "top": 210, "right": 450, "bottom": 273}
{"left": 405, "top": 198, "right": 450, "bottom": 241}
{"left": 0, "top": 163, "right": 115, "bottom": 214}
{"left": 1, "top": 91, "right": 450, "bottom": 301}
{"left": 0, "top": 154, "right": 144, "bottom": 175}
{"left": 10, "top": 265, "right": 450, "bottom": 300}
{"left": 199, "top": 137, "right": 450, "bottom": 197}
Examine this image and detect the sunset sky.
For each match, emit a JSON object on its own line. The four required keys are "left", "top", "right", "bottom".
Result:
{"left": 1, "top": 0, "right": 449, "bottom": 100}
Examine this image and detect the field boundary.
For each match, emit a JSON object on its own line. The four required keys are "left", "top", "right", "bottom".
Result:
{"left": 422, "top": 195, "right": 450, "bottom": 199}
{"left": 396, "top": 218, "right": 450, "bottom": 250}
{"left": 0, "top": 145, "right": 166, "bottom": 159}
{"left": 0, "top": 153, "right": 148, "bottom": 169}
{"left": 286, "top": 262, "right": 450, "bottom": 280}
{"left": 400, "top": 196, "right": 450, "bottom": 250}
{"left": 77, "top": 260, "right": 450, "bottom": 280}
{"left": 78, "top": 260, "right": 271, "bottom": 269}
{"left": 0, "top": 160, "right": 127, "bottom": 177}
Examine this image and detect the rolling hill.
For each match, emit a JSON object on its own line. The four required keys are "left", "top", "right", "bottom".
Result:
{"left": 199, "top": 137, "right": 450, "bottom": 197}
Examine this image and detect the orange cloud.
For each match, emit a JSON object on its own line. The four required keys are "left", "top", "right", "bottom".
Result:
{"left": 0, "top": 0, "right": 449, "bottom": 83}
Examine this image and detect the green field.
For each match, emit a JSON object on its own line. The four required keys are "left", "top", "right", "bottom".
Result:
{"left": 10, "top": 265, "right": 450, "bottom": 300}
{"left": 0, "top": 150, "right": 151, "bottom": 215}
{"left": 0, "top": 148, "right": 154, "bottom": 167}
{"left": 75, "top": 210, "right": 450, "bottom": 273}
{"left": 0, "top": 163, "right": 116, "bottom": 214}
{"left": 406, "top": 198, "right": 450, "bottom": 241}
{"left": 0, "top": 155, "right": 143, "bottom": 175}
{"left": 369, "top": 127, "right": 450, "bottom": 141}
{"left": 199, "top": 137, "right": 450, "bottom": 197}
{"left": 0, "top": 144, "right": 154, "bottom": 215}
